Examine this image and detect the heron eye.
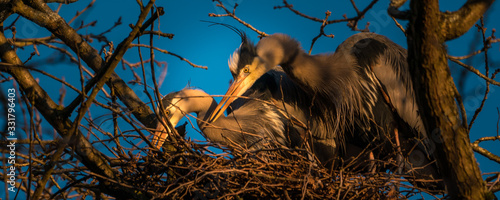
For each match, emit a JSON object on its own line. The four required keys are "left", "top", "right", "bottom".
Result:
{"left": 243, "top": 67, "right": 250, "bottom": 73}
{"left": 165, "top": 110, "right": 171, "bottom": 116}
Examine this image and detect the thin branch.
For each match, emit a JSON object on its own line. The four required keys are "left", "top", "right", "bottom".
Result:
{"left": 471, "top": 136, "right": 500, "bottom": 164}
{"left": 391, "top": 16, "right": 406, "bottom": 35}
{"left": 274, "top": 0, "right": 324, "bottom": 22}
{"left": 0, "top": 29, "right": 116, "bottom": 193}
{"left": 209, "top": 0, "right": 268, "bottom": 37}
{"left": 469, "top": 18, "right": 493, "bottom": 129}
{"left": 141, "top": 30, "right": 174, "bottom": 39}
{"left": 448, "top": 48, "right": 486, "bottom": 60}
{"left": 44, "top": 0, "right": 79, "bottom": 3}
{"left": 350, "top": 0, "right": 361, "bottom": 15}
{"left": 67, "top": 0, "right": 96, "bottom": 25}
{"left": 275, "top": 0, "right": 378, "bottom": 32}
{"left": 13, "top": 0, "right": 159, "bottom": 129}
{"left": 388, "top": 0, "right": 410, "bottom": 19}
{"left": 130, "top": 44, "right": 207, "bottom": 69}
{"left": 308, "top": 11, "right": 334, "bottom": 54}
{"left": 448, "top": 56, "right": 500, "bottom": 86}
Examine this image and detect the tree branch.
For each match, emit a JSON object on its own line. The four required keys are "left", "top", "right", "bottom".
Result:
{"left": 440, "top": 0, "right": 495, "bottom": 41}
{"left": 130, "top": 44, "right": 207, "bottom": 69}
{"left": 12, "top": 0, "right": 158, "bottom": 129}
{"left": 448, "top": 56, "right": 500, "bottom": 86}
{"left": 209, "top": 0, "right": 268, "bottom": 37}
{"left": 472, "top": 136, "right": 500, "bottom": 164}
{"left": 0, "top": 30, "right": 116, "bottom": 183}
{"left": 44, "top": 0, "right": 79, "bottom": 3}
{"left": 388, "top": 0, "right": 410, "bottom": 19}
{"left": 407, "top": 0, "right": 495, "bottom": 198}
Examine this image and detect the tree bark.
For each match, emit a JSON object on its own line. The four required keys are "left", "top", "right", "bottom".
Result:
{"left": 0, "top": 32, "right": 116, "bottom": 179}
{"left": 407, "top": 0, "right": 495, "bottom": 198}
{"left": 1, "top": 1, "right": 160, "bottom": 198}
{"left": 11, "top": 0, "right": 158, "bottom": 128}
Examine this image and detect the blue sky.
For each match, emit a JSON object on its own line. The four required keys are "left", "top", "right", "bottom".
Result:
{"left": 2, "top": 0, "right": 499, "bottom": 198}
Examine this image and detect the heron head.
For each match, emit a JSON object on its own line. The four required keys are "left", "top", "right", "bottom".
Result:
{"left": 153, "top": 88, "right": 208, "bottom": 149}
{"left": 208, "top": 35, "right": 276, "bottom": 123}
{"left": 152, "top": 91, "right": 182, "bottom": 149}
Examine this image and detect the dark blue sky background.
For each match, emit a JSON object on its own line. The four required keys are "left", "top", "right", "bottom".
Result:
{"left": 2, "top": 0, "right": 500, "bottom": 198}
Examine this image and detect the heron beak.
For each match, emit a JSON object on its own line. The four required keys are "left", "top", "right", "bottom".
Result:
{"left": 208, "top": 57, "right": 267, "bottom": 123}
{"left": 208, "top": 73, "right": 253, "bottom": 123}
{"left": 152, "top": 115, "right": 180, "bottom": 149}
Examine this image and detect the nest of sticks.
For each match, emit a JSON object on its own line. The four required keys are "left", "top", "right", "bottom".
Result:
{"left": 120, "top": 129, "right": 442, "bottom": 200}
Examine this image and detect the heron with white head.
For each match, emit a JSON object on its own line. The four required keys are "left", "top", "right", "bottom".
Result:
{"left": 152, "top": 87, "right": 306, "bottom": 151}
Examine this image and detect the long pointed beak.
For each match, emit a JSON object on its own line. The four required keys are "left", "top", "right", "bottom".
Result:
{"left": 152, "top": 116, "right": 180, "bottom": 149}
{"left": 207, "top": 73, "right": 253, "bottom": 123}
{"left": 208, "top": 57, "right": 267, "bottom": 123}
{"left": 152, "top": 121, "right": 170, "bottom": 149}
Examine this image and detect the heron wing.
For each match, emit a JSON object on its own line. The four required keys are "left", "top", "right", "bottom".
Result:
{"left": 349, "top": 32, "right": 427, "bottom": 139}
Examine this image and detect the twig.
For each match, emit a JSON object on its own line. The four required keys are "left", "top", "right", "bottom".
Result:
{"left": 209, "top": 0, "right": 268, "bottom": 37}
{"left": 469, "top": 18, "right": 493, "bottom": 129}
{"left": 274, "top": 0, "right": 324, "bottom": 22}
{"left": 308, "top": 11, "right": 334, "bottom": 54}
{"left": 276, "top": 0, "right": 379, "bottom": 30}
{"left": 141, "top": 30, "right": 174, "bottom": 39}
{"left": 130, "top": 44, "right": 207, "bottom": 69}
{"left": 388, "top": 0, "right": 410, "bottom": 20}
{"left": 471, "top": 136, "right": 500, "bottom": 164}
{"left": 68, "top": 0, "right": 96, "bottom": 25}
{"left": 391, "top": 16, "right": 406, "bottom": 35}
{"left": 448, "top": 48, "right": 486, "bottom": 60}
{"left": 44, "top": 0, "right": 79, "bottom": 3}
{"left": 448, "top": 56, "right": 500, "bottom": 86}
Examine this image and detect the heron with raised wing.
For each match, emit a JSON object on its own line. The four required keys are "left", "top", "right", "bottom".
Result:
{"left": 208, "top": 31, "right": 443, "bottom": 190}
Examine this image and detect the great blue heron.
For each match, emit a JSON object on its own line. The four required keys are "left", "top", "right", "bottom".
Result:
{"left": 151, "top": 87, "right": 306, "bottom": 151}
{"left": 223, "top": 33, "right": 368, "bottom": 168}
{"left": 152, "top": 73, "right": 371, "bottom": 170}
{"left": 208, "top": 32, "right": 443, "bottom": 190}
{"left": 152, "top": 31, "right": 369, "bottom": 167}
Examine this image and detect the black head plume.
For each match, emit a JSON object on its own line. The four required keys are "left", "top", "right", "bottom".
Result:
{"left": 201, "top": 21, "right": 257, "bottom": 77}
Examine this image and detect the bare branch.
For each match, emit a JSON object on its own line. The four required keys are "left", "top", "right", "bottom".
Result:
{"left": 141, "top": 30, "right": 174, "bottom": 39}
{"left": 472, "top": 136, "right": 500, "bottom": 164}
{"left": 308, "top": 11, "right": 334, "bottom": 54}
{"left": 130, "top": 44, "right": 207, "bottom": 69}
{"left": 448, "top": 56, "right": 500, "bottom": 86}
{"left": 209, "top": 0, "right": 268, "bottom": 37}
{"left": 67, "top": 0, "right": 95, "bottom": 25}
{"left": 469, "top": 18, "right": 494, "bottom": 129}
{"left": 440, "top": 0, "right": 495, "bottom": 41}
{"left": 274, "top": 0, "right": 324, "bottom": 22}
{"left": 388, "top": 0, "right": 410, "bottom": 19}
{"left": 0, "top": 30, "right": 116, "bottom": 186}
{"left": 12, "top": 0, "right": 159, "bottom": 128}
{"left": 276, "top": 0, "right": 379, "bottom": 31}
{"left": 391, "top": 16, "right": 406, "bottom": 35}
{"left": 44, "top": 0, "right": 79, "bottom": 3}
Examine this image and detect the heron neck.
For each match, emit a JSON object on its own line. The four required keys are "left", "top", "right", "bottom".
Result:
{"left": 195, "top": 97, "right": 236, "bottom": 145}
{"left": 178, "top": 89, "right": 244, "bottom": 145}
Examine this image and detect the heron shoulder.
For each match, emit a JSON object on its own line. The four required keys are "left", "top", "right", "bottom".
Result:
{"left": 342, "top": 33, "right": 427, "bottom": 137}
